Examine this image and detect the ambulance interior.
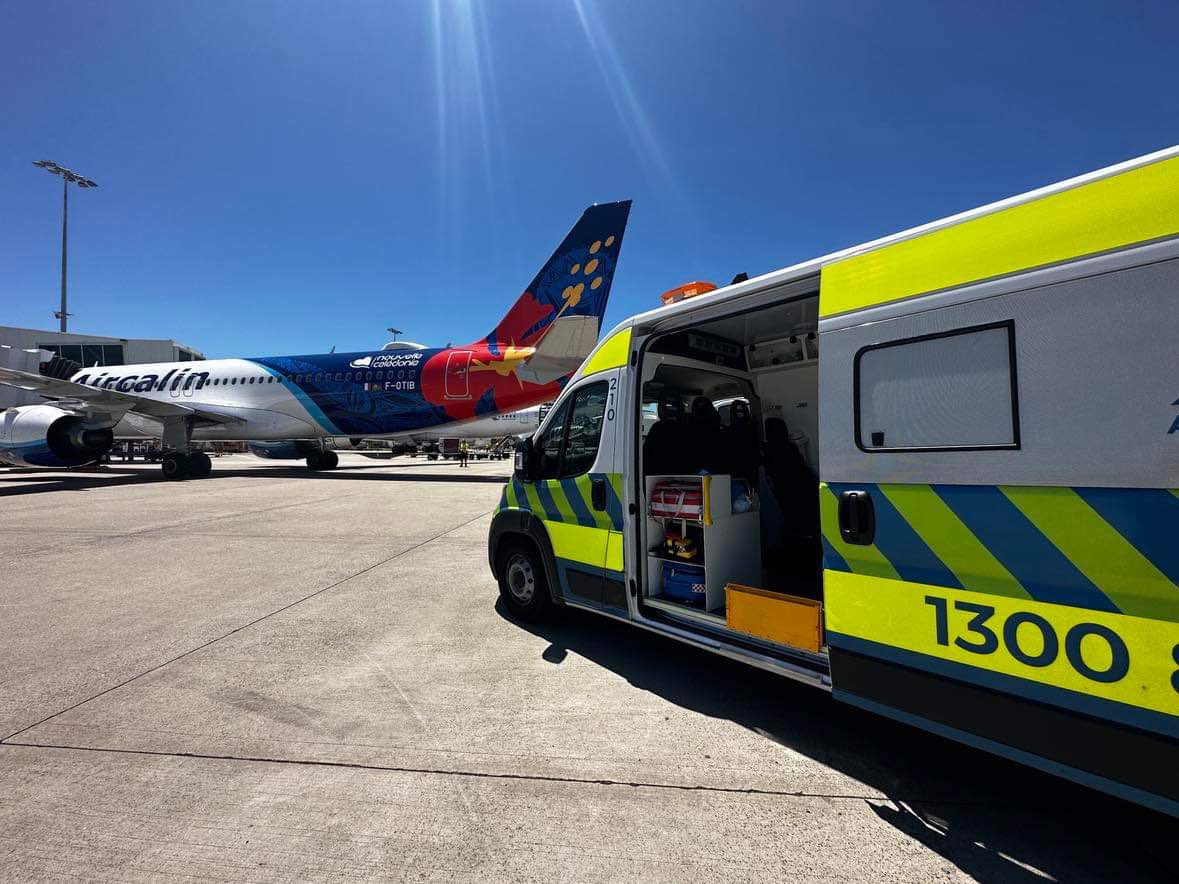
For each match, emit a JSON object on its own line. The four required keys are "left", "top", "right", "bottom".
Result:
{"left": 638, "top": 292, "right": 826, "bottom": 660}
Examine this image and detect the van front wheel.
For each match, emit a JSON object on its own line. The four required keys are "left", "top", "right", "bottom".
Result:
{"left": 497, "top": 541, "right": 553, "bottom": 622}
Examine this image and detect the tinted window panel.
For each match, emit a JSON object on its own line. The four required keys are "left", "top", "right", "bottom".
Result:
{"left": 536, "top": 401, "right": 569, "bottom": 480}
{"left": 857, "top": 323, "right": 1017, "bottom": 451}
{"left": 561, "top": 382, "right": 609, "bottom": 477}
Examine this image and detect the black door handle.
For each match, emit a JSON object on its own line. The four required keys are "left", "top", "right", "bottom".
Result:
{"left": 590, "top": 477, "right": 607, "bottom": 511}
{"left": 838, "top": 490, "right": 875, "bottom": 545}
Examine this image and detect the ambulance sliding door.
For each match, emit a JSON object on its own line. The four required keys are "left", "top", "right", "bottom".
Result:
{"left": 816, "top": 215, "right": 1179, "bottom": 811}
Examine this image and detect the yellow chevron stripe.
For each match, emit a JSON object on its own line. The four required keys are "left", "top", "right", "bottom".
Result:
{"left": 544, "top": 519, "right": 610, "bottom": 569}
{"left": 605, "top": 531, "right": 624, "bottom": 572}
{"left": 505, "top": 480, "right": 520, "bottom": 510}
{"left": 878, "top": 484, "right": 1029, "bottom": 600}
{"left": 819, "top": 484, "right": 900, "bottom": 581}
{"left": 522, "top": 481, "right": 545, "bottom": 518}
{"left": 820, "top": 154, "right": 1179, "bottom": 317}
{"left": 546, "top": 480, "right": 578, "bottom": 524}
{"left": 1001, "top": 486, "right": 1179, "bottom": 621}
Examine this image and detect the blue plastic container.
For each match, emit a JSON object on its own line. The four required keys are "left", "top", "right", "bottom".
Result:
{"left": 662, "top": 562, "right": 706, "bottom": 607}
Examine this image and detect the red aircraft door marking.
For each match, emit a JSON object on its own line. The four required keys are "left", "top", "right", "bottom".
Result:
{"left": 444, "top": 350, "right": 472, "bottom": 400}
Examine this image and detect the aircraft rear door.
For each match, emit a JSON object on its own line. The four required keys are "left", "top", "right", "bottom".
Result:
{"left": 445, "top": 350, "right": 472, "bottom": 399}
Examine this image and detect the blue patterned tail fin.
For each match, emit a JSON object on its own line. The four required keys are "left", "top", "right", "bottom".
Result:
{"left": 484, "top": 200, "right": 631, "bottom": 348}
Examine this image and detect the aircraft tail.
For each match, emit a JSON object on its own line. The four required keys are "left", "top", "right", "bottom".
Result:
{"left": 482, "top": 200, "right": 631, "bottom": 353}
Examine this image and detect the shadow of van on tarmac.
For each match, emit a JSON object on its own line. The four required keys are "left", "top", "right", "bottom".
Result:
{"left": 496, "top": 598, "right": 1173, "bottom": 884}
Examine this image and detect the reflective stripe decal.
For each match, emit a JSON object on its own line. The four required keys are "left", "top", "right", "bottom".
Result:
{"left": 1073, "top": 487, "right": 1179, "bottom": 592}
{"left": 932, "top": 484, "right": 1118, "bottom": 613}
{"left": 836, "top": 482, "right": 962, "bottom": 590}
{"left": 878, "top": 483, "right": 1027, "bottom": 600}
{"left": 819, "top": 153, "right": 1179, "bottom": 317}
{"left": 819, "top": 484, "right": 900, "bottom": 581}
{"left": 821, "top": 483, "right": 1179, "bottom": 622}
{"left": 545, "top": 519, "right": 610, "bottom": 568}
{"left": 580, "top": 327, "right": 631, "bottom": 377}
{"left": 499, "top": 473, "right": 623, "bottom": 531}
{"left": 825, "top": 570, "right": 1179, "bottom": 725}
{"left": 560, "top": 477, "right": 597, "bottom": 528}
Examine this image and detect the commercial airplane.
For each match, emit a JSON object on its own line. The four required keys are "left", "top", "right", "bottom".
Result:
{"left": 244, "top": 405, "right": 544, "bottom": 460}
{"left": 0, "top": 201, "right": 630, "bottom": 479}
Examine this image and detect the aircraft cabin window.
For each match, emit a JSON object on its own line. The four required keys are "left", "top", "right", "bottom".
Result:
{"left": 345, "top": 372, "right": 352, "bottom": 381}
{"left": 335, "top": 372, "right": 343, "bottom": 381}
{"left": 376, "top": 371, "right": 384, "bottom": 380}
{"left": 315, "top": 373, "right": 323, "bottom": 381}
{"left": 365, "top": 371, "right": 372, "bottom": 381}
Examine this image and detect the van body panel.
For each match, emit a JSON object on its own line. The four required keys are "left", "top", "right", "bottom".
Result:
{"left": 819, "top": 224, "right": 1179, "bottom": 812}
{"left": 820, "top": 152, "right": 1179, "bottom": 318}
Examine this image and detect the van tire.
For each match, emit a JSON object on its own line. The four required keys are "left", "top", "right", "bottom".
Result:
{"left": 496, "top": 540, "right": 553, "bottom": 622}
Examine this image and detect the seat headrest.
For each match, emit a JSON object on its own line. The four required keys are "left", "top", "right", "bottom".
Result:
{"left": 691, "top": 396, "right": 719, "bottom": 429}
{"left": 657, "top": 396, "right": 684, "bottom": 422}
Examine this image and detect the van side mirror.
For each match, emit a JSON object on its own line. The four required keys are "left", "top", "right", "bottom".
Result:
{"left": 514, "top": 438, "right": 535, "bottom": 482}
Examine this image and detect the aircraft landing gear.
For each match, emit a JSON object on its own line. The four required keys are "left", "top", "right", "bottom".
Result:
{"left": 158, "top": 415, "right": 212, "bottom": 480}
{"left": 305, "top": 449, "right": 339, "bottom": 472}
{"left": 189, "top": 451, "right": 212, "bottom": 477}
{"left": 160, "top": 450, "right": 212, "bottom": 480}
{"left": 161, "top": 451, "right": 188, "bottom": 480}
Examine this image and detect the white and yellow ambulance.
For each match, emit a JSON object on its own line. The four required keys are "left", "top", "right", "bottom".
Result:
{"left": 489, "top": 146, "right": 1179, "bottom": 814}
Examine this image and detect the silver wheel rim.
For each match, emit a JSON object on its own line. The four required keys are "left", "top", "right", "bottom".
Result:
{"left": 505, "top": 553, "right": 536, "bottom": 604}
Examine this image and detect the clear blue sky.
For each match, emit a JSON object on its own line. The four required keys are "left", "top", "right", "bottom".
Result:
{"left": 3, "top": 0, "right": 1178, "bottom": 358}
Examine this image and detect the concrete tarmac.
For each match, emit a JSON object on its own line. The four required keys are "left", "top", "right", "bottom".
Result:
{"left": 0, "top": 454, "right": 1171, "bottom": 882}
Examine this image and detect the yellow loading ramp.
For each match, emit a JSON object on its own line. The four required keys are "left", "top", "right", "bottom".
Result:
{"left": 725, "top": 584, "right": 823, "bottom": 653}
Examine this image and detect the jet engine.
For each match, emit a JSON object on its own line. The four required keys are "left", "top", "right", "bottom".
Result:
{"left": 0, "top": 404, "right": 115, "bottom": 468}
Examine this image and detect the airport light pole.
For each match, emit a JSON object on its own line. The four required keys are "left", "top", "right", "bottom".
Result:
{"left": 33, "top": 160, "right": 98, "bottom": 333}
{"left": 387, "top": 327, "right": 403, "bottom": 342}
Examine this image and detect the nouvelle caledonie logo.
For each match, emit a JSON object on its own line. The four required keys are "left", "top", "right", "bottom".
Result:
{"left": 350, "top": 356, "right": 373, "bottom": 369}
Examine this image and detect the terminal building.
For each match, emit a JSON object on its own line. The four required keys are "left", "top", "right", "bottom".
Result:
{"left": 0, "top": 325, "right": 204, "bottom": 409}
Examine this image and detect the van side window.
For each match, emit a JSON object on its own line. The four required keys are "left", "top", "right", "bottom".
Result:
{"left": 535, "top": 401, "right": 570, "bottom": 481}
{"left": 855, "top": 321, "right": 1019, "bottom": 451}
{"left": 561, "top": 382, "right": 609, "bottom": 477}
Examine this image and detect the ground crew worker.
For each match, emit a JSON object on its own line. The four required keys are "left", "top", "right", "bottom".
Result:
{"left": 459, "top": 440, "right": 469, "bottom": 468}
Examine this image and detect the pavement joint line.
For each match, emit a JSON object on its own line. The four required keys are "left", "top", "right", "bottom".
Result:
{"left": 0, "top": 491, "right": 353, "bottom": 563}
{"left": 0, "top": 509, "right": 493, "bottom": 743}
{"left": 0, "top": 740, "right": 1015, "bottom": 808}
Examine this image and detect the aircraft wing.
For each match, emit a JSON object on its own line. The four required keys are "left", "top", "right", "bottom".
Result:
{"left": 0, "top": 366, "right": 241, "bottom": 424}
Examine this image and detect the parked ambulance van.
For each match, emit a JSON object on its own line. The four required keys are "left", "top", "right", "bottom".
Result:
{"left": 488, "top": 147, "right": 1179, "bottom": 814}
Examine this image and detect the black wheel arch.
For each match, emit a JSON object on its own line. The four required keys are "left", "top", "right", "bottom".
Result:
{"left": 489, "top": 508, "right": 564, "bottom": 605}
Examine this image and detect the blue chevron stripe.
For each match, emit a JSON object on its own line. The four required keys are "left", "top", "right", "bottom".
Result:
{"left": 560, "top": 478, "right": 598, "bottom": 528}
{"left": 932, "top": 484, "right": 1119, "bottom": 613}
{"left": 832, "top": 482, "right": 962, "bottom": 589}
{"left": 1074, "top": 487, "right": 1179, "bottom": 587}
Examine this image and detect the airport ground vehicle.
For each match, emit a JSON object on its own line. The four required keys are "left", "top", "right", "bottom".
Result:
{"left": 490, "top": 147, "right": 1179, "bottom": 814}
